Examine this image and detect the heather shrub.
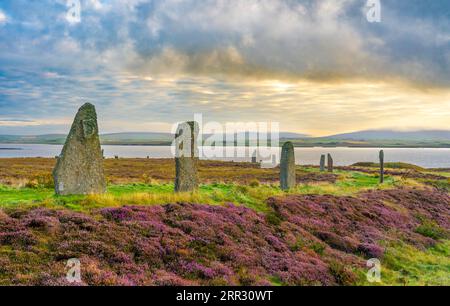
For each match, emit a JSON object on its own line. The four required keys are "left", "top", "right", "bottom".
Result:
{"left": 0, "top": 188, "right": 448, "bottom": 286}
{"left": 357, "top": 243, "right": 385, "bottom": 259}
{"left": 0, "top": 230, "right": 37, "bottom": 247}
{"left": 328, "top": 261, "right": 358, "bottom": 286}
{"left": 316, "top": 232, "right": 358, "bottom": 254}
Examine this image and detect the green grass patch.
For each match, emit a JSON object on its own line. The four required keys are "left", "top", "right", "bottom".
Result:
{"left": 0, "top": 185, "right": 53, "bottom": 207}
{"left": 0, "top": 170, "right": 411, "bottom": 213}
{"left": 415, "top": 218, "right": 448, "bottom": 240}
{"left": 373, "top": 241, "right": 450, "bottom": 286}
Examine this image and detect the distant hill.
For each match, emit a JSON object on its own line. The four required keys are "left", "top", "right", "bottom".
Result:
{"left": 101, "top": 133, "right": 173, "bottom": 145}
{"left": 287, "top": 129, "right": 450, "bottom": 148}
{"left": 0, "top": 132, "right": 309, "bottom": 145}
{"left": 2, "top": 130, "right": 450, "bottom": 148}
{"left": 327, "top": 130, "right": 450, "bottom": 141}
{"left": 0, "top": 134, "right": 67, "bottom": 144}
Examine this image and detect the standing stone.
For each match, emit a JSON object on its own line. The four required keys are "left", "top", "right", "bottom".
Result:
{"left": 379, "top": 150, "right": 384, "bottom": 183}
{"left": 280, "top": 142, "right": 296, "bottom": 190}
{"left": 251, "top": 151, "right": 257, "bottom": 163}
{"left": 174, "top": 121, "right": 199, "bottom": 192}
{"left": 320, "top": 154, "right": 326, "bottom": 172}
{"left": 53, "top": 103, "right": 106, "bottom": 195}
{"left": 327, "top": 153, "right": 334, "bottom": 173}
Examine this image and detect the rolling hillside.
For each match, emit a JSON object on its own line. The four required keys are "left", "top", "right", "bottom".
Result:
{"left": 1, "top": 130, "right": 450, "bottom": 147}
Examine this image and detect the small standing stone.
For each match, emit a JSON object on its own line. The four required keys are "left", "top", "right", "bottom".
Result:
{"left": 379, "top": 150, "right": 384, "bottom": 183}
{"left": 280, "top": 142, "right": 296, "bottom": 190}
{"left": 53, "top": 103, "right": 106, "bottom": 195}
{"left": 320, "top": 154, "right": 326, "bottom": 172}
{"left": 327, "top": 153, "right": 334, "bottom": 173}
{"left": 174, "top": 121, "right": 199, "bottom": 192}
{"left": 251, "top": 151, "right": 257, "bottom": 163}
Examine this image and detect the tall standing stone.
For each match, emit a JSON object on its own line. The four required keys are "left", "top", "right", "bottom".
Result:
{"left": 379, "top": 150, "right": 384, "bottom": 183}
{"left": 327, "top": 153, "right": 334, "bottom": 173}
{"left": 280, "top": 142, "right": 296, "bottom": 190}
{"left": 53, "top": 103, "right": 106, "bottom": 195}
{"left": 174, "top": 121, "right": 199, "bottom": 192}
{"left": 320, "top": 154, "right": 326, "bottom": 172}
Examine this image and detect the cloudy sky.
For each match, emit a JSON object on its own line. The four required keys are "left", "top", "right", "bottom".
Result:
{"left": 0, "top": 0, "right": 449, "bottom": 136}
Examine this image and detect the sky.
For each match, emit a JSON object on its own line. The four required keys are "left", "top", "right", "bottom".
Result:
{"left": 0, "top": 0, "right": 449, "bottom": 136}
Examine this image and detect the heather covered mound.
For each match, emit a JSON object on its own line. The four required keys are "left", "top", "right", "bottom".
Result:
{"left": 269, "top": 189, "right": 450, "bottom": 255}
{"left": 0, "top": 188, "right": 448, "bottom": 286}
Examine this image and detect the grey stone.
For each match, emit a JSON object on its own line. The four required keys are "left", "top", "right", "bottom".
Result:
{"left": 320, "top": 154, "right": 326, "bottom": 172}
{"left": 280, "top": 141, "right": 296, "bottom": 190}
{"left": 327, "top": 153, "right": 333, "bottom": 172}
{"left": 251, "top": 151, "right": 257, "bottom": 163}
{"left": 53, "top": 103, "right": 106, "bottom": 195}
{"left": 175, "top": 121, "right": 199, "bottom": 192}
{"left": 379, "top": 150, "right": 384, "bottom": 183}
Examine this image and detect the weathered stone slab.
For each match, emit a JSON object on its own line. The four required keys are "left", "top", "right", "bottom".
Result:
{"left": 53, "top": 103, "right": 106, "bottom": 195}
{"left": 320, "top": 154, "right": 326, "bottom": 172}
{"left": 251, "top": 151, "right": 258, "bottom": 163}
{"left": 280, "top": 142, "right": 296, "bottom": 190}
{"left": 327, "top": 153, "right": 334, "bottom": 173}
{"left": 379, "top": 150, "right": 384, "bottom": 183}
{"left": 174, "top": 121, "right": 199, "bottom": 192}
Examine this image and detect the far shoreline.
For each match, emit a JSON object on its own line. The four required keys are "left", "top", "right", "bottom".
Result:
{"left": 3, "top": 142, "right": 450, "bottom": 149}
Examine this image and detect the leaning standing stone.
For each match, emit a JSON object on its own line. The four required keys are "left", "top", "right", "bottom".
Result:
{"left": 320, "top": 154, "right": 326, "bottom": 172}
{"left": 327, "top": 153, "right": 334, "bottom": 173}
{"left": 53, "top": 103, "right": 106, "bottom": 195}
{"left": 174, "top": 121, "right": 199, "bottom": 192}
{"left": 280, "top": 142, "right": 296, "bottom": 190}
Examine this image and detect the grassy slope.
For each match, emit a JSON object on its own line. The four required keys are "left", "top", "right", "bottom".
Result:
{"left": 0, "top": 161, "right": 449, "bottom": 286}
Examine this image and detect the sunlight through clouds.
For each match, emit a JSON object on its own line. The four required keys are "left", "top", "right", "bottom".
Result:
{"left": 0, "top": 0, "right": 449, "bottom": 135}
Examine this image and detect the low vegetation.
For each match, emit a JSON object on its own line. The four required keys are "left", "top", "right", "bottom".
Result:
{"left": 351, "top": 162, "right": 426, "bottom": 171}
{"left": 0, "top": 158, "right": 449, "bottom": 286}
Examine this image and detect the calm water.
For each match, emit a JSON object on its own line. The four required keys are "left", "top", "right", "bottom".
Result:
{"left": 1, "top": 144, "right": 450, "bottom": 168}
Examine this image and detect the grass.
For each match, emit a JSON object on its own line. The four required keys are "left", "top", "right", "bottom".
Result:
{"left": 0, "top": 169, "right": 403, "bottom": 213}
{"left": 370, "top": 240, "right": 450, "bottom": 286}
